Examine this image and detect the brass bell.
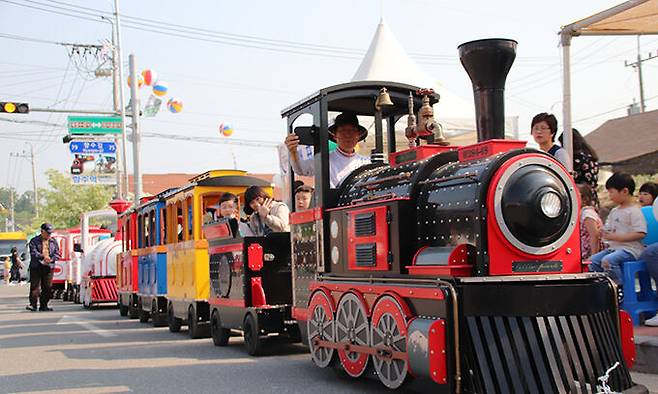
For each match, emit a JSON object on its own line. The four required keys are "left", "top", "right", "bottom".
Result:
{"left": 375, "top": 87, "right": 394, "bottom": 110}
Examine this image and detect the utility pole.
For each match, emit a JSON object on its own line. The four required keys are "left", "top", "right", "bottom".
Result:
{"left": 114, "top": 0, "right": 130, "bottom": 200}
{"left": 129, "top": 54, "right": 142, "bottom": 204}
{"left": 625, "top": 36, "right": 657, "bottom": 113}
{"left": 9, "top": 189, "right": 15, "bottom": 232}
{"left": 107, "top": 16, "right": 123, "bottom": 199}
{"left": 10, "top": 144, "right": 38, "bottom": 218}
{"left": 29, "top": 144, "right": 38, "bottom": 218}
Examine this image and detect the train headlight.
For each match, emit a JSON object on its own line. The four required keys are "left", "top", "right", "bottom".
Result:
{"left": 493, "top": 156, "right": 578, "bottom": 255}
{"left": 539, "top": 191, "right": 562, "bottom": 218}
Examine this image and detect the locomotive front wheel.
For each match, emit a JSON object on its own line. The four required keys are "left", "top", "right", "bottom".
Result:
{"left": 308, "top": 291, "right": 336, "bottom": 368}
{"left": 370, "top": 295, "right": 409, "bottom": 389}
{"left": 335, "top": 292, "right": 370, "bottom": 378}
{"left": 243, "top": 314, "right": 261, "bottom": 356}
{"left": 119, "top": 302, "right": 128, "bottom": 317}
{"left": 211, "top": 310, "right": 230, "bottom": 346}
{"left": 168, "top": 304, "right": 182, "bottom": 333}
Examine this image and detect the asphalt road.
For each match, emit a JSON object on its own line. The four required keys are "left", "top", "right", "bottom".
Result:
{"left": 0, "top": 284, "right": 388, "bottom": 394}
{"left": 0, "top": 284, "right": 657, "bottom": 394}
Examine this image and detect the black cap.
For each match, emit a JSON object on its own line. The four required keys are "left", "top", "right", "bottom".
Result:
{"left": 328, "top": 112, "right": 367, "bottom": 142}
{"left": 40, "top": 223, "right": 54, "bottom": 234}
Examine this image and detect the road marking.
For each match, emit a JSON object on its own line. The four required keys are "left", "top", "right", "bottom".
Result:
{"left": 11, "top": 385, "right": 131, "bottom": 394}
{"left": 56, "top": 315, "right": 116, "bottom": 337}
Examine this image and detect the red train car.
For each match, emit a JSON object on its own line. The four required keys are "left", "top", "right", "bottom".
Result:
{"left": 269, "top": 39, "right": 644, "bottom": 392}
{"left": 117, "top": 204, "right": 141, "bottom": 318}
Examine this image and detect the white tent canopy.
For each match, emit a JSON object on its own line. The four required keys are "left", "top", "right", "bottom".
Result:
{"left": 351, "top": 19, "right": 518, "bottom": 142}
{"left": 560, "top": 0, "right": 658, "bottom": 165}
{"left": 352, "top": 19, "right": 474, "bottom": 119}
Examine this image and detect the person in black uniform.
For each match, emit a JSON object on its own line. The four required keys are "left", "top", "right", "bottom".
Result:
{"left": 26, "top": 223, "right": 60, "bottom": 312}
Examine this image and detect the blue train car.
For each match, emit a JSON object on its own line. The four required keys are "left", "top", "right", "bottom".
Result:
{"left": 136, "top": 193, "right": 170, "bottom": 327}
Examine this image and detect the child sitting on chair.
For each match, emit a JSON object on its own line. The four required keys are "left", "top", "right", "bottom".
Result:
{"left": 589, "top": 173, "right": 646, "bottom": 285}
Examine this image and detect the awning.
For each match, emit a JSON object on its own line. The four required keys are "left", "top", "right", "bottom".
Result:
{"left": 560, "top": 0, "right": 658, "bottom": 170}
{"left": 564, "top": 0, "right": 658, "bottom": 36}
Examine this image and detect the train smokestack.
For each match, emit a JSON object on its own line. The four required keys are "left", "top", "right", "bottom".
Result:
{"left": 458, "top": 38, "right": 517, "bottom": 142}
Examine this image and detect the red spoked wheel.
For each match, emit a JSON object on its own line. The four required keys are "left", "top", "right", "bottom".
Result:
{"left": 307, "top": 290, "right": 336, "bottom": 368}
{"left": 371, "top": 295, "right": 410, "bottom": 389}
{"left": 335, "top": 292, "right": 370, "bottom": 377}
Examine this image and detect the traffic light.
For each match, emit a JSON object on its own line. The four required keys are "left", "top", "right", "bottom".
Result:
{"left": 0, "top": 102, "right": 29, "bottom": 114}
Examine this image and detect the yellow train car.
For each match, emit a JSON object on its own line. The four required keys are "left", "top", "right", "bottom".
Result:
{"left": 164, "top": 170, "right": 272, "bottom": 338}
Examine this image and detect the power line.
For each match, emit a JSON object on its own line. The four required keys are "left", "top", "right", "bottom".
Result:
{"left": 141, "top": 132, "right": 279, "bottom": 147}
{"left": 2, "top": 0, "right": 607, "bottom": 64}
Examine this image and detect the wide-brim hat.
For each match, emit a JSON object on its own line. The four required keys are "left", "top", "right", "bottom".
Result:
{"left": 328, "top": 112, "right": 367, "bottom": 142}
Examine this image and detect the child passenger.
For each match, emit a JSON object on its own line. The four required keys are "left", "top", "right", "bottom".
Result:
{"left": 589, "top": 173, "right": 647, "bottom": 284}
{"left": 217, "top": 192, "right": 252, "bottom": 237}
{"left": 244, "top": 186, "right": 290, "bottom": 236}
{"left": 294, "top": 184, "right": 314, "bottom": 211}
{"left": 578, "top": 184, "right": 603, "bottom": 260}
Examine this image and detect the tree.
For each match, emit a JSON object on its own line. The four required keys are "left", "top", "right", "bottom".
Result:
{"left": 38, "top": 169, "right": 114, "bottom": 228}
{"left": 0, "top": 187, "right": 36, "bottom": 232}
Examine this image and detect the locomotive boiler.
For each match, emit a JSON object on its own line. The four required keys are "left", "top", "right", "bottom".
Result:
{"left": 282, "top": 39, "right": 643, "bottom": 393}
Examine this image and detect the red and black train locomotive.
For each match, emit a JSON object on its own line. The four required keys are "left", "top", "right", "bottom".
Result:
{"left": 162, "top": 38, "right": 644, "bottom": 393}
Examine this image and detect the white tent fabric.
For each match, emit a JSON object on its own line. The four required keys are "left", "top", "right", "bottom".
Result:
{"left": 352, "top": 19, "right": 518, "bottom": 142}
{"left": 352, "top": 19, "right": 474, "bottom": 119}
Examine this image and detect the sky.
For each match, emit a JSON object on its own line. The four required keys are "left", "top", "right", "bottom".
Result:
{"left": 1, "top": 0, "right": 656, "bottom": 193}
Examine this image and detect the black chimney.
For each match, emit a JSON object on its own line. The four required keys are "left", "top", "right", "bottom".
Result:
{"left": 458, "top": 38, "right": 517, "bottom": 142}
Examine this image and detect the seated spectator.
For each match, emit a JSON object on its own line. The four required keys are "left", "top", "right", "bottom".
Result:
{"left": 531, "top": 113, "right": 572, "bottom": 171}
{"left": 295, "top": 184, "right": 314, "bottom": 211}
{"left": 284, "top": 112, "right": 370, "bottom": 188}
{"left": 578, "top": 184, "right": 603, "bottom": 260}
{"left": 638, "top": 181, "right": 658, "bottom": 207}
{"left": 589, "top": 173, "right": 646, "bottom": 285}
{"left": 244, "top": 186, "right": 290, "bottom": 236}
{"left": 640, "top": 196, "right": 658, "bottom": 326}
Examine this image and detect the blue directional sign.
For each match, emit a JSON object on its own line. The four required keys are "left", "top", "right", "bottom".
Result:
{"left": 69, "top": 141, "right": 116, "bottom": 154}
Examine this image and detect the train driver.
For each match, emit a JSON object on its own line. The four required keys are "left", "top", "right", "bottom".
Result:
{"left": 284, "top": 112, "right": 370, "bottom": 188}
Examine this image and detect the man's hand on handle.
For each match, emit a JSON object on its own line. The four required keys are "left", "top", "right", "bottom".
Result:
{"left": 285, "top": 133, "right": 299, "bottom": 162}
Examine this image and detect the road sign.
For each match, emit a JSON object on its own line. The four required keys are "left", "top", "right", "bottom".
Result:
{"left": 69, "top": 139, "right": 117, "bottom": 186}
{"left": 68, "top": 116, "right": 122, "bottom": 135}
{"left": 69, "top": 141, "right": 116, "bottom": 154}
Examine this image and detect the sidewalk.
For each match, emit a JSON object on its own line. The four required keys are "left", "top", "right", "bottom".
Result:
{"left": 634, "top": 325, "right": 658, "bottom": 375}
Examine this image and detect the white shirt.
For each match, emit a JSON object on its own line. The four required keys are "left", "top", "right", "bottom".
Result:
{"left": 552, "top": 147, "right": 572, "bottom": 172}
{"left": 291, "top": 147, "right": 370, "bottom": 188}
{"left": 604, "top": 205, "right": 647, "bottom": 258}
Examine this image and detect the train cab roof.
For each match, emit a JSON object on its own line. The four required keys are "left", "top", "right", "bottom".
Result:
{"left": 161, "top": 169, "right": 271, "bottom": 198}
{"left": 155, "top": 170, "right": 273, "bottom": 205}
{"left": 281, "top": 81, "right": 438, "bottom": 118}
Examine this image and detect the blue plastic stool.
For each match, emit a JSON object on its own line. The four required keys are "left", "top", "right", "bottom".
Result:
{"left": 621, "top": 260, "right": 658, "bottom": 325}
